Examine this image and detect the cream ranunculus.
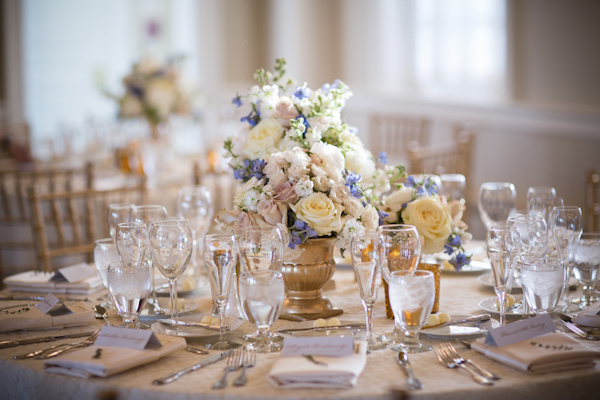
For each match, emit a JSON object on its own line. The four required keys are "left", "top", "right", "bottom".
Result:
{"left": 401, "top": 196, "right": 452, "bottom": 254}
{"left": 243, "top": 118, "right": 285, "bottom": 160}
{"left": 292, "top": 192, "right": 344, "bottom": 236}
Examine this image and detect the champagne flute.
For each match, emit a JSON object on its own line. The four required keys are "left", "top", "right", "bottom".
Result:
{"left": 478, "top": 182, "right": 516, "bottom": 231}
{"left": 572, "top": 233, "right": 600, "bottom": 308}
{"left": 107, "top": 260, "right": 152, "bottom": 329}
{"left": 132, "top": 204, "right": 168, "bottom": 314}
{"left": 149, "top": 220, "right": 193, "bottom": 323}
{"left": 388, "top": 270, "right": 435, "bottom": 353}
{"left": 203, "top": 233, "right": 242, "bottom": 350}
{"left": 549, "top": 206, "right": 583, "bottom": 313}
{"left": 107, "top": 203, "right": 133, "bottom": 238}
{"left": 350, "top": 232, "right": 387, "bottom": 351}
{"left": 486, "top": 225, "right": 520, "bottom": 325}
{"left": 239, "top": 270, "right": 285, "bottom": 353}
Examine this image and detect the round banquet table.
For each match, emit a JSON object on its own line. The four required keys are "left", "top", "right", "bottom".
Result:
{"left": 1, "top": 262, "right": 599, "bottom": 400}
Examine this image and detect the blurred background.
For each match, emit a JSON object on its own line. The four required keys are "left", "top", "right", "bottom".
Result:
{"left": 1, "top": 0, "right": 599, "bottom": 240}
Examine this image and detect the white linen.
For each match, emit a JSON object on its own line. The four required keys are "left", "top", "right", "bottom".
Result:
{"left": 3, "top": 266, "right": 104, "bottom": 294}
{"left": 44, "top": 334, "right": 186, "bottom": 378}
{"left": 268, "top": 341, "right": 367, "bottom": 389}
{"left": 573, "top": 300, "right": 600, "bottom": 328}
{"left": 0, "top": 301, "right": 95, "bottom": 333}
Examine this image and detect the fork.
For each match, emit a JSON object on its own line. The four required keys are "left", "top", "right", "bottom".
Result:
{"left": 555, "top": 318, "right": 599, "bottom": 340}
{"left": 233, "top": 349, "right": 256, "bottom": 387}
{"left": 34, "top": 329, "right": 102, "bottom": 359}
{"left": 441, "top": 342, "right": 501, "bottom": 380}
{"left": 433, "top": 345, "right": 493, "bottom": 385}
{"left": 212, "top": 349, "right": 243, "bottom": 389}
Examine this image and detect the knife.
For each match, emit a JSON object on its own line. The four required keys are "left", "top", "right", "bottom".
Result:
{"left": 1, "top": 331, "right": 96, "bottom": 349}
{"left": 0, "top": 296, "right": 45, "bottom": 301}
{"left": 397, "top": 351, "right": 422, "bottom": 390}
{"left": 153, "top": 350, "right": 233, "bottom": 385}
{"left": 278, "top": 323, "right": 365, "bottom": 333}
{"left": 421, "top": 314, "right": 491, "bottom": 330}
{"left": 158, "top": 319, "right": 227, "bottom": 331}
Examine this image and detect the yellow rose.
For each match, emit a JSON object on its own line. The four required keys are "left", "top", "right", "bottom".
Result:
{"left": 401, "top": 196, "right": 452, "bottom": 254}
{"left": 243, "top": 118, "right": 285, "bottom": 160}
{"left": 292, "top": 192, "right": 344, "bottom": 236}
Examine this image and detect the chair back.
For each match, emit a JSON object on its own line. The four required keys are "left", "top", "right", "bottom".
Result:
{"left": 585, "top": 169, "right": 600, "bottom": 232}
{"left": 368, "top": 113, "right": 430, "bottom": 164}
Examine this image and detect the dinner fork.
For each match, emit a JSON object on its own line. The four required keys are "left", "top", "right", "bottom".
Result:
{"left": 233, "top": 349, "right": 256, "bottom": 387}
{"left": 433, "top": 345, "right": 493, "bottom": 385}
{"left": 440, "top": 342, "right": 501, "bottom": 380}
{"left": 34, "top": 328, "right": 102, "bottom": 359}
{"left": 555, "top": 318, "right": 599, "bottom": 341}
{"left": 212, "top": 349, "right": 243, "bottom": 389}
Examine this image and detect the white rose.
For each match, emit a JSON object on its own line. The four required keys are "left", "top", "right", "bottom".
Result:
{"left": 362, "top": 204, "right": 380, "bottom": 231}
{"left": 233, "top": 177, "right": 262, "bottom": 212}
{"left": 292, "top": 192, "right": 344, "bottom": 236}
{"left": 383, "top": 187, "right": 414, "bottom": 213}
{"left": 243, "top": 118, "right": 285, "bottom": 160}
{"left": 256, "top": 199, "right": 288, "bottom": 226}
{"left": 401, "top": 196, "right": 452, "bottom": 254}
{"left": 329, "top": 183, "right": 350, "bottom": 204}
{"left": 312, "top": 175, "right": 334, "bottom": 192}
{"left": 345, "top": 147, "right": 375, "bottom": 178}
{"left": 343, "top": 197, "right": 364, "bottom": 218}
{"left": 310, "top": 142, "right": 344, "bottom": 179}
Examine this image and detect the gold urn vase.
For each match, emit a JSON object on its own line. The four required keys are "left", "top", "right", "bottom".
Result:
{"left": 281, "top": 238, "right": 336, "bottom": 315}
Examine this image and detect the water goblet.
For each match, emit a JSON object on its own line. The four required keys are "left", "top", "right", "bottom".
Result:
{"left": 529, "top": 197, "right": 564, "bottom": 227}
{"left": 94, "top": 238, "right": 121, "bottom": 308}
{"left": 203, "top": 233, "right": 242, "bottom": 350}
{"left": 486, "top": 225, "right": 521, "bottom": 325}
{"left": 107, "top": 260, "right": 152, "bottom": 329}
{"left": 572, "top": 233, "right": 600, "bottom": 308}
{"left": 350, "top": 232, "right": 387, "bottom": 351}
{"left": 520, "top": 259, "right": 564, "bottom": 315}
{"left": 239, "top": 270, "right": 285, "bottom": 353}
{"left": 149, "top": 220, "right": 193, "bottom": 323}
{"left": 115, "top": 221, "right": 148, "bottom": 265}
{"left": 549, "top": 206, "right": 583, "bottom": 312}
{"left": 478, "top": 182, "right": 516, "bottom": 231}
{"left": 526, "top": 186, "right": 556, "bottom": 211}
{"left": 107, "top": 203, "right": 133, "bottom": 238}
{"left": 388, "top": 270, "right": 435, "bottom": 353}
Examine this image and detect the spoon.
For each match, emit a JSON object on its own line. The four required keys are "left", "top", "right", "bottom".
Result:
{"left": 93, "top": 305, "right": 112, "bottom": 326}
{"left": 185, "top": 346, "right": 209, "bottom": 355}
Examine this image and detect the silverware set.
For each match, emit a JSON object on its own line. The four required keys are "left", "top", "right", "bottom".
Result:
{"left": 14, "top": 329, "right": 101, "bottom": 360}
{"left": 212, "top": 349, "right": 256, "bottom": 389}
{"left": 432, "top": 342, "right": 500, "bottom": 385}
{"left": 554, "top": 318, "right": 599, "bottom": 340}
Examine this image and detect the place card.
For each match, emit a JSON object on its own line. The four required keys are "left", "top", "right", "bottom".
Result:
{"left": 484, "top": 314, "right": 556, "bottom": 347}
{"left": 36, "top": 293, "right": 61, "bottom": 314}
{"left": 282, "top": 336, "right": 354, "bottom": 357}
{"left": 51, "top": 263, "right": 96, "bottom": 283}
{"left": 95, "top": 326, "right": 162, "bottom": 351}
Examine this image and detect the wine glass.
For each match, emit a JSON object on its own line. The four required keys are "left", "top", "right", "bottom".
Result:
{"left": 520, "top": 258, "right": 564, "bottom": 315}
{"left": 350, "top": 232, "right": 387, "bottom": 351}
{"left": 549, "top": 206, "right": 583, "bottom": 313}
{"left": 439, "top": 174, "right": 466, "bottom": 203}
{"left": 486, "top": 225, "right": 521, "bottom": 325}
{"left": 388, "top": 270, "right": 435, "bottom": 353}
{"left": 176, "top": 185, "right": 214, "bottom": 279}
{"left": 132, "top": 204, "right": 168, "bottom": 313}
{"left": 478, "top": 182, "right": 516, "bottom": 230}
{"left": 107, "top": 203, "right": 133, "bottom": 238}
{"left": 107, "top": 260, "right": 152, "bottom": 329}
{"left": 94, "top": 238, "right": 121, "bottom": 308}
{"left": 149, "top": 220, "right": 193, "bottom": 323}
{"left": 572, "top": 233, "right": 600, "bottom": 308}
{"left": 239, "top": 270, "right": 285, "bottom": 353}
{"left": 115, "top": 221, "right": 148, "bottom": 266}
{"left": 526, "top": 187, "right": 557, "bottom": 211}
{"left": 529, "top": 197, "right": 564, "bottom": 227}
{"left": 203, "top": 233, "right": 242, "bottom": 350}
{"left": 378, "top": 224, "right": 421, "bottom": 344}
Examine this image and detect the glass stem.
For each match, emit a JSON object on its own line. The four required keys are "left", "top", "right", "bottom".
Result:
{"left": 561, "top": 263, "right": 572, "bottom": 304}
{"left": 218, "top": 303, "right": 227, "bottom": 343}
{"left": 363, "top": 300, "right": 373, "bottom": 342}
{"left": 170, "top": 279, "right": 178, "bottom": 319}
{"left": 498, "top": 292, "right": 507, "bottom": 326}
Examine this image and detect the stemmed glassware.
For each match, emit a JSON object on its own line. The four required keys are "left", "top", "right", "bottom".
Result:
{"left": 350, "top": 232, "right": 387, "bottom": 351}
{"left": 486, "top": 225, "right": 521, "bottom": 325}
{"left": 107, "top": 260, "right": 152, "bottom": 329}
{"left": 176, "top": 186, "right": 214, "bottom": 279}
{"left": 520, "top": 258, "right": 564, "bottom": 315}
{"left": 526, "top": 186, "right": 557, "bottom": 210}
{"left": 238, "top": 270, "right": 285, "bottom": 353}
{"left": 478, "top": 182, "right": 516, "bottom": 231}
{"left": 115, "top": 221, "right": 149, "bottom": 266}
{"left": 149, "top": 220, "right": 193, "bottom": 323}
{"left": 572, "top": 233, "right": 600, "bottom": 308}
{"left": 203, "top": 234, "right": 242, "bottom": 350}
{"left": 107, "top": 203, "right": 134, "bottom": 238}
{"left": 549, "top": 206, "right": 583, "bottom": 313}
{"left": 388, "top": 270, "right": 435, "bottom": 353}
{"left": 439, "top": 174, "right": 466, "bottom": 203}
{"left": 94, "top": 238, "right": 121, "bottom": 308}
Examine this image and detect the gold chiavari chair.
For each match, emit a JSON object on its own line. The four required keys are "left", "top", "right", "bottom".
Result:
{"left": 368, "top": 113, "right": 431, "bottom": 164}
{"left": 585, "top": 169, "right": 600, "bottom": 232}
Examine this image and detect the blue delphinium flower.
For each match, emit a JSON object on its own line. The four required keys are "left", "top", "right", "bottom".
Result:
{"left": 346, "top": 172, "right": 361, "bottom": 185}
{"left": 404, "top": 175, "right": 416, "bottom": 188}
{"left": 288, "top": 220, "right": 318, "bottom": 249}
{"left": 345, "top": 172, "right": 363, "bottom": 198}
{"left": 232, "top": 95, "right": 243, "bottom": 107}
{"left": 241, "top": 112, "right": 259, "bottom": 127}
{"left": 250, "top": 159, "right": 266, "bottom": 180}
{"left": 378, "top": 152, "right": 388, "bottom": 164}
{"left": 449, "top": 253, "right": 468, "bottom": 272}
{"left": 294, "top": 86, "right": 311, "bottom": 100}
{"left": 296, "top": 114, "right": 310, "bottom": 133}
{"left": 377, "top": 208, "right": 389, "bottom": 225}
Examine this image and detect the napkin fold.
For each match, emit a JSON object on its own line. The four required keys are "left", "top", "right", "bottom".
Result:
{"left": 0, "top": 301, "right": 95, "bottom": 333}
{"left": 268, "top": 341, "right": 367, "bottom": 389}
{"left": 573, "top": 300, "right": 600, "bottom": 328}
{"left": 3, "top": 265, "right": 103, "bottom": 294}
{"left": 471, "top": 332, "right": 600, "bottom": 374}
{"left": 44, "top": 334, "right": 186, "bottom": 378}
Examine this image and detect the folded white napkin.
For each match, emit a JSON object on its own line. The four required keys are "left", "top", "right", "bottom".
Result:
{"left": 0, "top": 301, "right": 95, "bottom": 333}
{"left": 268, "top": 341, "right": 367, "bottom": 389}
{"left": 573, "top": 300, "right": 600, "bottom": 328}
{"left": 44, "top": 334, "right": 186, "bottom": 378}
{"left": 471, "top": 332, "right": 600, "bottom": 374}
{"left": 3, "top": 265, "right": 104, "bottom": 294}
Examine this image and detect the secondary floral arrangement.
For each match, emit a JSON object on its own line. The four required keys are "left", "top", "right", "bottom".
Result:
{"left": 109, "top": 56, "right": 193, "bottom": 126}
{"left": 215, "top": 59, "right": 404, "bottom": 257}
{"left": 381, "top": 175, "right": 472, "bottom": 270}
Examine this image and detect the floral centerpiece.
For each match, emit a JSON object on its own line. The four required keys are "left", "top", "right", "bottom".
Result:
{"left": 215, "top": 59, "right": 404, "bottom": 258}
{"left": 380, "top": 175, "right": 472, "bottom": 270}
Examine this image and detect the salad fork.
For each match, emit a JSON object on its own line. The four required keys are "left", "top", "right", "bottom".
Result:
{"left": 555, "top": 318, "right": 599, "bottom": 341}
{"left": 233, "top": 349, "right": 256, "bottom": 386}
{"left": 433, "top": 345, "right": 493, "bottom": 385}
{"left": 212, "top": 349, "right": 243, "bottom": 389}
{"left": 440, "top": 342, "right": 501, "bottom": 380}
{"left": 34, "top": 329, "right": 101, "bottom": 359}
